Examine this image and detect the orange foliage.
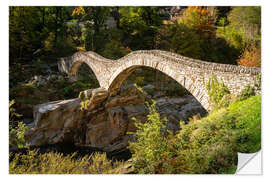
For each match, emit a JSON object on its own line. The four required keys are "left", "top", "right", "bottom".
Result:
{"left": 72, "top": 7, "right": 85, "bottom": 16}
{"left": 181, "top": 6, "right": 216, "bottom": 39}
{"left": 237, "top": 45, "right": 261, "bottom": 67}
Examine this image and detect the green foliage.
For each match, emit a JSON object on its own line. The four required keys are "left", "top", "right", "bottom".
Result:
{"left": 9, "top": 99, "right": 28, "bottom": 149}
{"left": 9, "top": 99, "right": 27, "bottom": 148}
{"left": 255, "top": 74, "right": 261, "bottom": 90}
{"left": 9, "top": 150, "right": 129, "bottom": 174}
{"left": 169, "top": 109, "right": 239, "bottom": 174}
{"left": 216, "top": 7, "right": 261, "bottom": 59}
{"left": 228, "top": 7, "right": 261, "bottom": 44}
{"left": 78, "top": 91, "right": 85, "bottom": 100}
{"left": 129, "top": 95, "right": 261, "bottom": 174}
{"left": 9, "top": 122, "right": 28, "bottom": 149}
{"left": 236, "top": 74, "right": 261, "bottom": 101}
{"left": 238, "top": 85, "right": 255, "bottom": 101}
{"left": 119, "top": 7, "right": 166, "bottom": 50}
{"left": 80, "top": 99, "right": 91, "bottom": 111}
{"left": 9, "top": 99, "right": 22, "bottom": 122}
{"left": 206, "top": 75, "right": 230, "bottom": 109}
{"left": 128, "top": 100, "right": 172, "bottom": 173}
{"left": 59, "top": 80, "right": 92, "bottom": 99}
{"left": 73, "top": 7, "right": 111, "bottom": 52}
{"left": 9, "top": 7, "right": 75, "bottom": 64}
{"left": 229, "top": 95, "right": 261, "bottom": 152}
{"left": 217, "top": 94, "right": 238, "bottom": 108}
{"left": 156, "top": 22, "right": 203, "bottom": 59}
{"left": 101, "top": 39, "right": 131, "bottom": 59}
{"left": 9, "top": 6, "right": 261, "bottom": 66}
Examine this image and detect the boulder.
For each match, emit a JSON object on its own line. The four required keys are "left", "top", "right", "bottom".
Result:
{"left": 25, "top": 85, "right": 207, "bottom": 152}
{"left": 25, "top": 98, "right": 83, "bottom": 146}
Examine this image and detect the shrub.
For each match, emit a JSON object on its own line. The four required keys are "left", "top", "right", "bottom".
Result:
{"left": 9, "top": 121, "right": 28, "bottom": 148}
{"left": 217, "top": 94, "right": 238, "bottom": 108}
{"left": 206, "top": 75, "right": 230, "bottom": 109}
{"left": 255, "top": 74, "right": 261, "bottom": 91}
{"left": 128, "top": 100, "right": 172, "bottom": 174}
{"left": 9, "top": 99, "right": 22, "bottom": 123}
{"left": 163, "top": 95, "right": 260, "bottom": 173}
{"left": 237, "top": 45, "right": 261, "bottom": 67}
{"left": 9, "top": 99, "right": 28, "bottom": 148}
{"left": 129, "top": 95, "right": 261, "bottom": 174}
{"left": 238, "top": 85, "right": 255, "bottom": 101}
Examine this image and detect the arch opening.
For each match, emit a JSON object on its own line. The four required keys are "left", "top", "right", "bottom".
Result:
{"left": 62, "top": 61, "right": 101, "bottom": 99}
{"left": 75, "top": 62, "right": 100, "bottom": 89}
{"left": 109, "top": 66, "right": 207, "bottom": 131}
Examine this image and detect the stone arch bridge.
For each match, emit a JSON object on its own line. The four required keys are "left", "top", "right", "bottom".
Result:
{"left": 58, "top": 50, "right": 260, "bottom": 110}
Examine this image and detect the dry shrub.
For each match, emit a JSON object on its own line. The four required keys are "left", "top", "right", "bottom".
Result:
{"left": 9, "top": 150, "right": 129, "bottom": 174}
{"left": 237, "top": 45, "right": 261, "bottom": 67}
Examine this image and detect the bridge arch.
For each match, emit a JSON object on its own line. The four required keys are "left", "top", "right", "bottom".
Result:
{"left": 59, "top": 50, "right": 261, "bottom": 111}
{"left": 58, "top": 51, "right": 112, "bottom": 88}
{"left": 108, "top": 59, "right": 210, "bottom": 109}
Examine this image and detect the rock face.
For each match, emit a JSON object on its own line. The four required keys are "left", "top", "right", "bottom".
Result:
{"left": 25, "top": 85, "right": 206, "bottom": 152}
{"left": 25, "top": 98, "right": 83, "bottom": 146}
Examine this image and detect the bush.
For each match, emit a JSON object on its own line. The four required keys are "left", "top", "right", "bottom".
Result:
{"left": 206, "top": 75, "right": 230, "bottom": 109}
{"left": 9, "top": 150, "right": 129, "bottom": 174}
{"left": 238, "top": 85, "right": 255, "bottom": 101}
{"left": 129, "top": 95, "right": 261, "bottom": 174}
{"left": 237, "top": 45, "right": 261, "bottom": 67}
{"left": 9, "top": 99, "right": 22, "bottom": 123}
{"left": 255, "top": 74, "right": 261, "bottom": 91}
{"left": 9, "top": 99, "right": 28, "bottom": 149}
{"left": 9, "top": 121, "right": 28, "bottom": 148}
{"left": 128, "top": 100, "right": 172, "bottom": 174}
{"left": 217, "top": 94, "right": 238, "bottom": 108}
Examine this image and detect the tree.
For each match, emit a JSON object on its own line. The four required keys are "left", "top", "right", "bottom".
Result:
{"left": 237, "top": 44, "right": 261, "bottom": 67}
{"left": 155, "top": 22, "right": 203, "bottom": 59}
{"left": 72, "top": 6, "right": 111, "bottom": 52}
{"left": 228, "top": 6, "right": 261, "bottom": 44}
{"left": 178, "top": 6, "right": 217, "bottom": 40}
{"left": 9, "top": 6, "right": 75, "bottom": 64}
{"left": 9, "top": 7, "right": 44, "bottom": 62}
{"left": 119, "top": 7, "right": 168, "bottom": 50}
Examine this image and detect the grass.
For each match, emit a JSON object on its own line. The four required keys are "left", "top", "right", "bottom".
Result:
{"left": 229, "top": 95, "right": 261, "bottom": 152}
{"left": 9, "top": 149, "right": 131, "bottom": 174}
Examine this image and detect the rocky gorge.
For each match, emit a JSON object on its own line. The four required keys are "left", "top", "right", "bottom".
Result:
{"left": 25, "top": 84, "right": 207, "bottom": 152}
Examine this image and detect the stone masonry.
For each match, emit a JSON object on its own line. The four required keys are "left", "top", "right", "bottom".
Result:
{"left": 58, "top": 50, "right": 261, "bottom": 110}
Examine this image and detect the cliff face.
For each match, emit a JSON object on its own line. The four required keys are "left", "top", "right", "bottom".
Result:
{"left": 25, "top": 85, "right": 206, "bottom": 152}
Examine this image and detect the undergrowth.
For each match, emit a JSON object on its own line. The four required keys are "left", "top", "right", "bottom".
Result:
{"left": 9, "top": 150, "right": 130, "bottom": 174}
{"left": 129, "top": 94, "right": 261, "bottom": 174}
